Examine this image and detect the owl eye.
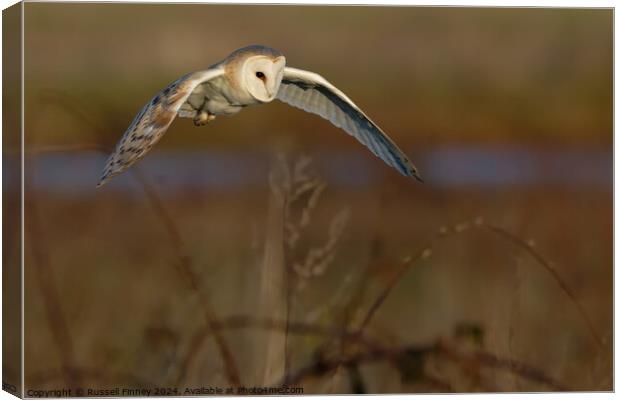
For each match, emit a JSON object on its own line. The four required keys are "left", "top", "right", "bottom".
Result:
{"left": 255, "top": 71, "right": 265, "bottom": 79}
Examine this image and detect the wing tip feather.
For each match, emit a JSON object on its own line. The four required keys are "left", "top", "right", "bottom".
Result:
{"left": 96, "top": 177, "right": 108, "bottom": 188}
{"left": 411, "top": 170, "right": 424, "bottom": 183}
{"left": 97, "top": 170, "right": 112, "bottom": 188}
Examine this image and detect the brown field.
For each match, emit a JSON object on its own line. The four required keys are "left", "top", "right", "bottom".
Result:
{"left": 9, "top": 3, "right": 613, "bottom": 394}
{"left": 22, "top": 176, "right": 612, "bottom": 392}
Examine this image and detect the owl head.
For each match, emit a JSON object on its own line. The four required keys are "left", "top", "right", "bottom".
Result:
{"left": 226, "top": 45, "right": 286, "bottom": 103}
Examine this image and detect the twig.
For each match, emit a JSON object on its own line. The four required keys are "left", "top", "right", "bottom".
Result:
{"left": 132, "top": 169, "right": 242, "bottom": 387}
{"left": 437, "top": 342, "right": 567, "bottom": 390}
{"left": 258, "top": 157, "right": 289, "bottom": 385}
{"left": 282, "top": 186, "right": 293, "bottom": 382}
{"left": 27, "top": 148, "right": 243, "bottom": 387}
{"left": 174, "top": 314, "right": 564, "bottom": 391}
{"left": 175, "top": 315, "right": 380, "bottom": 386}
{"left": 25, "top": 195, "right": 81, "bottom": 387}
{"left": 186, "top": 315, "right": 377, "bottom": 343}
{"left": 32, "top": 92, "right": 244, "bottom": 386}
{"left": 357, "top": 245, "right": 430, "bottom": 334}
{"left": 482, "top": 223, "right": 603, "bottom": 349}
{"left": 357, "top": 219, "right": 603, "bottom": 350}
{"left": 25, "top": 96, "right": 89, "bottom": 388}
{"left": 284, "top": 340, "right": 565, "bottom": 391}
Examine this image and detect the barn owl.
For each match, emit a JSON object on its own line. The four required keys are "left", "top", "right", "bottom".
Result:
{"left": 97, "top": 45, "right": 422, "bottom": 187}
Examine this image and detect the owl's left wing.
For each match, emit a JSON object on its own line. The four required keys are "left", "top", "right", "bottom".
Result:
{"left": 97, "top": 67, "right": 225, "bottom": 187}
{"left": 277, "top": 67, "right": 422, "bottom": 181}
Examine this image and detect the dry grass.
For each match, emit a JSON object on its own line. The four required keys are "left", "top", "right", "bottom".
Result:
{"left": 20, "top": 29, "right": 611, "bottom": 390}
{"left": 23, "top": 142, "right": 610, "bottom": 392}
{"left": 357, "top": 218, "right": 604, "bottom": 350}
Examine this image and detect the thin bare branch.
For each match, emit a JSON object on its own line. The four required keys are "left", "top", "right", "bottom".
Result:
{"left": 25, "top": 196, "right": 81, "bottom": 388}
{"left": 132, "top": 169, "right": 242, "bottom": 387}
{"left": 482, "top": 223, "right": 603, "bottom": 349}
{"left": 285, "top": 340, "right": 565, "bottom": 391}
{"left": 32, "top": 92, "right": 244, "bottom": 386}
{"left": 357, "top": 219, "right": 603, "bottom": 351}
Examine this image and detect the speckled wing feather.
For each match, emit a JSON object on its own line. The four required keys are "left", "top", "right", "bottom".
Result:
{"left": 277, "top": 67, "right": 422, "bottom": 181}
{"left": 97, "top": 68, "right": 225, "bottom": 187}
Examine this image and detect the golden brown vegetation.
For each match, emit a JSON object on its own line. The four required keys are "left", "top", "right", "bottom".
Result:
{"left": 17, "top": 4, "right": 611, "bottom": 394}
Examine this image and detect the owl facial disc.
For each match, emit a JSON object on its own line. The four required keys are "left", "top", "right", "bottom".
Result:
{"left": 242, "top": 55, "right": 286, "bottom": 102}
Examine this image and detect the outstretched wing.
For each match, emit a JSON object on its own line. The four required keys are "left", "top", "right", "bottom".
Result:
{"left": 97, "top": 68, "right": 225, "bottom": 187}
{"left": 277, "top": 67, "right": 422, "bottom": 181}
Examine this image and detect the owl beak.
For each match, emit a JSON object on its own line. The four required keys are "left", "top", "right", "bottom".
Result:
{"left": 266, "top": 56, "right": 285, "bottom": 100}
{"left": 265, "top": 92, "right": 277, "bottom": 102}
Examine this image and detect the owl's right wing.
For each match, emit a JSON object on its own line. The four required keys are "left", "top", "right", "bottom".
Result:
{"left": 277, "top": 67, "right": 421, "bottom": 181}
{"left": 97, "top": 67, "right": 225, "bottom": 187}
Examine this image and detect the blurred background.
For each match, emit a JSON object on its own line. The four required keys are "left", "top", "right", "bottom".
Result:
{"left": 20, "top": 4, "right": 611, "bottom": 393}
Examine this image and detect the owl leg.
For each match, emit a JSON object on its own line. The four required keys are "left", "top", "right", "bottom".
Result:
{"left": 193, "top": 110, "right": 216, "bottom": 126}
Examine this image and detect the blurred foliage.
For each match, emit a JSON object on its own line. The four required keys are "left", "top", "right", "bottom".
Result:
{"left": 18, "top": 4, "right": 612, "bottom": 394}
{"left": 24, "top": 5, "right": 612, "bottom": 150}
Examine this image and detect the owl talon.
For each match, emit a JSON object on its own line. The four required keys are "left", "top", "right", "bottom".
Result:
{"left": 193, "top": 111, "right": 216, "bottom": 126}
